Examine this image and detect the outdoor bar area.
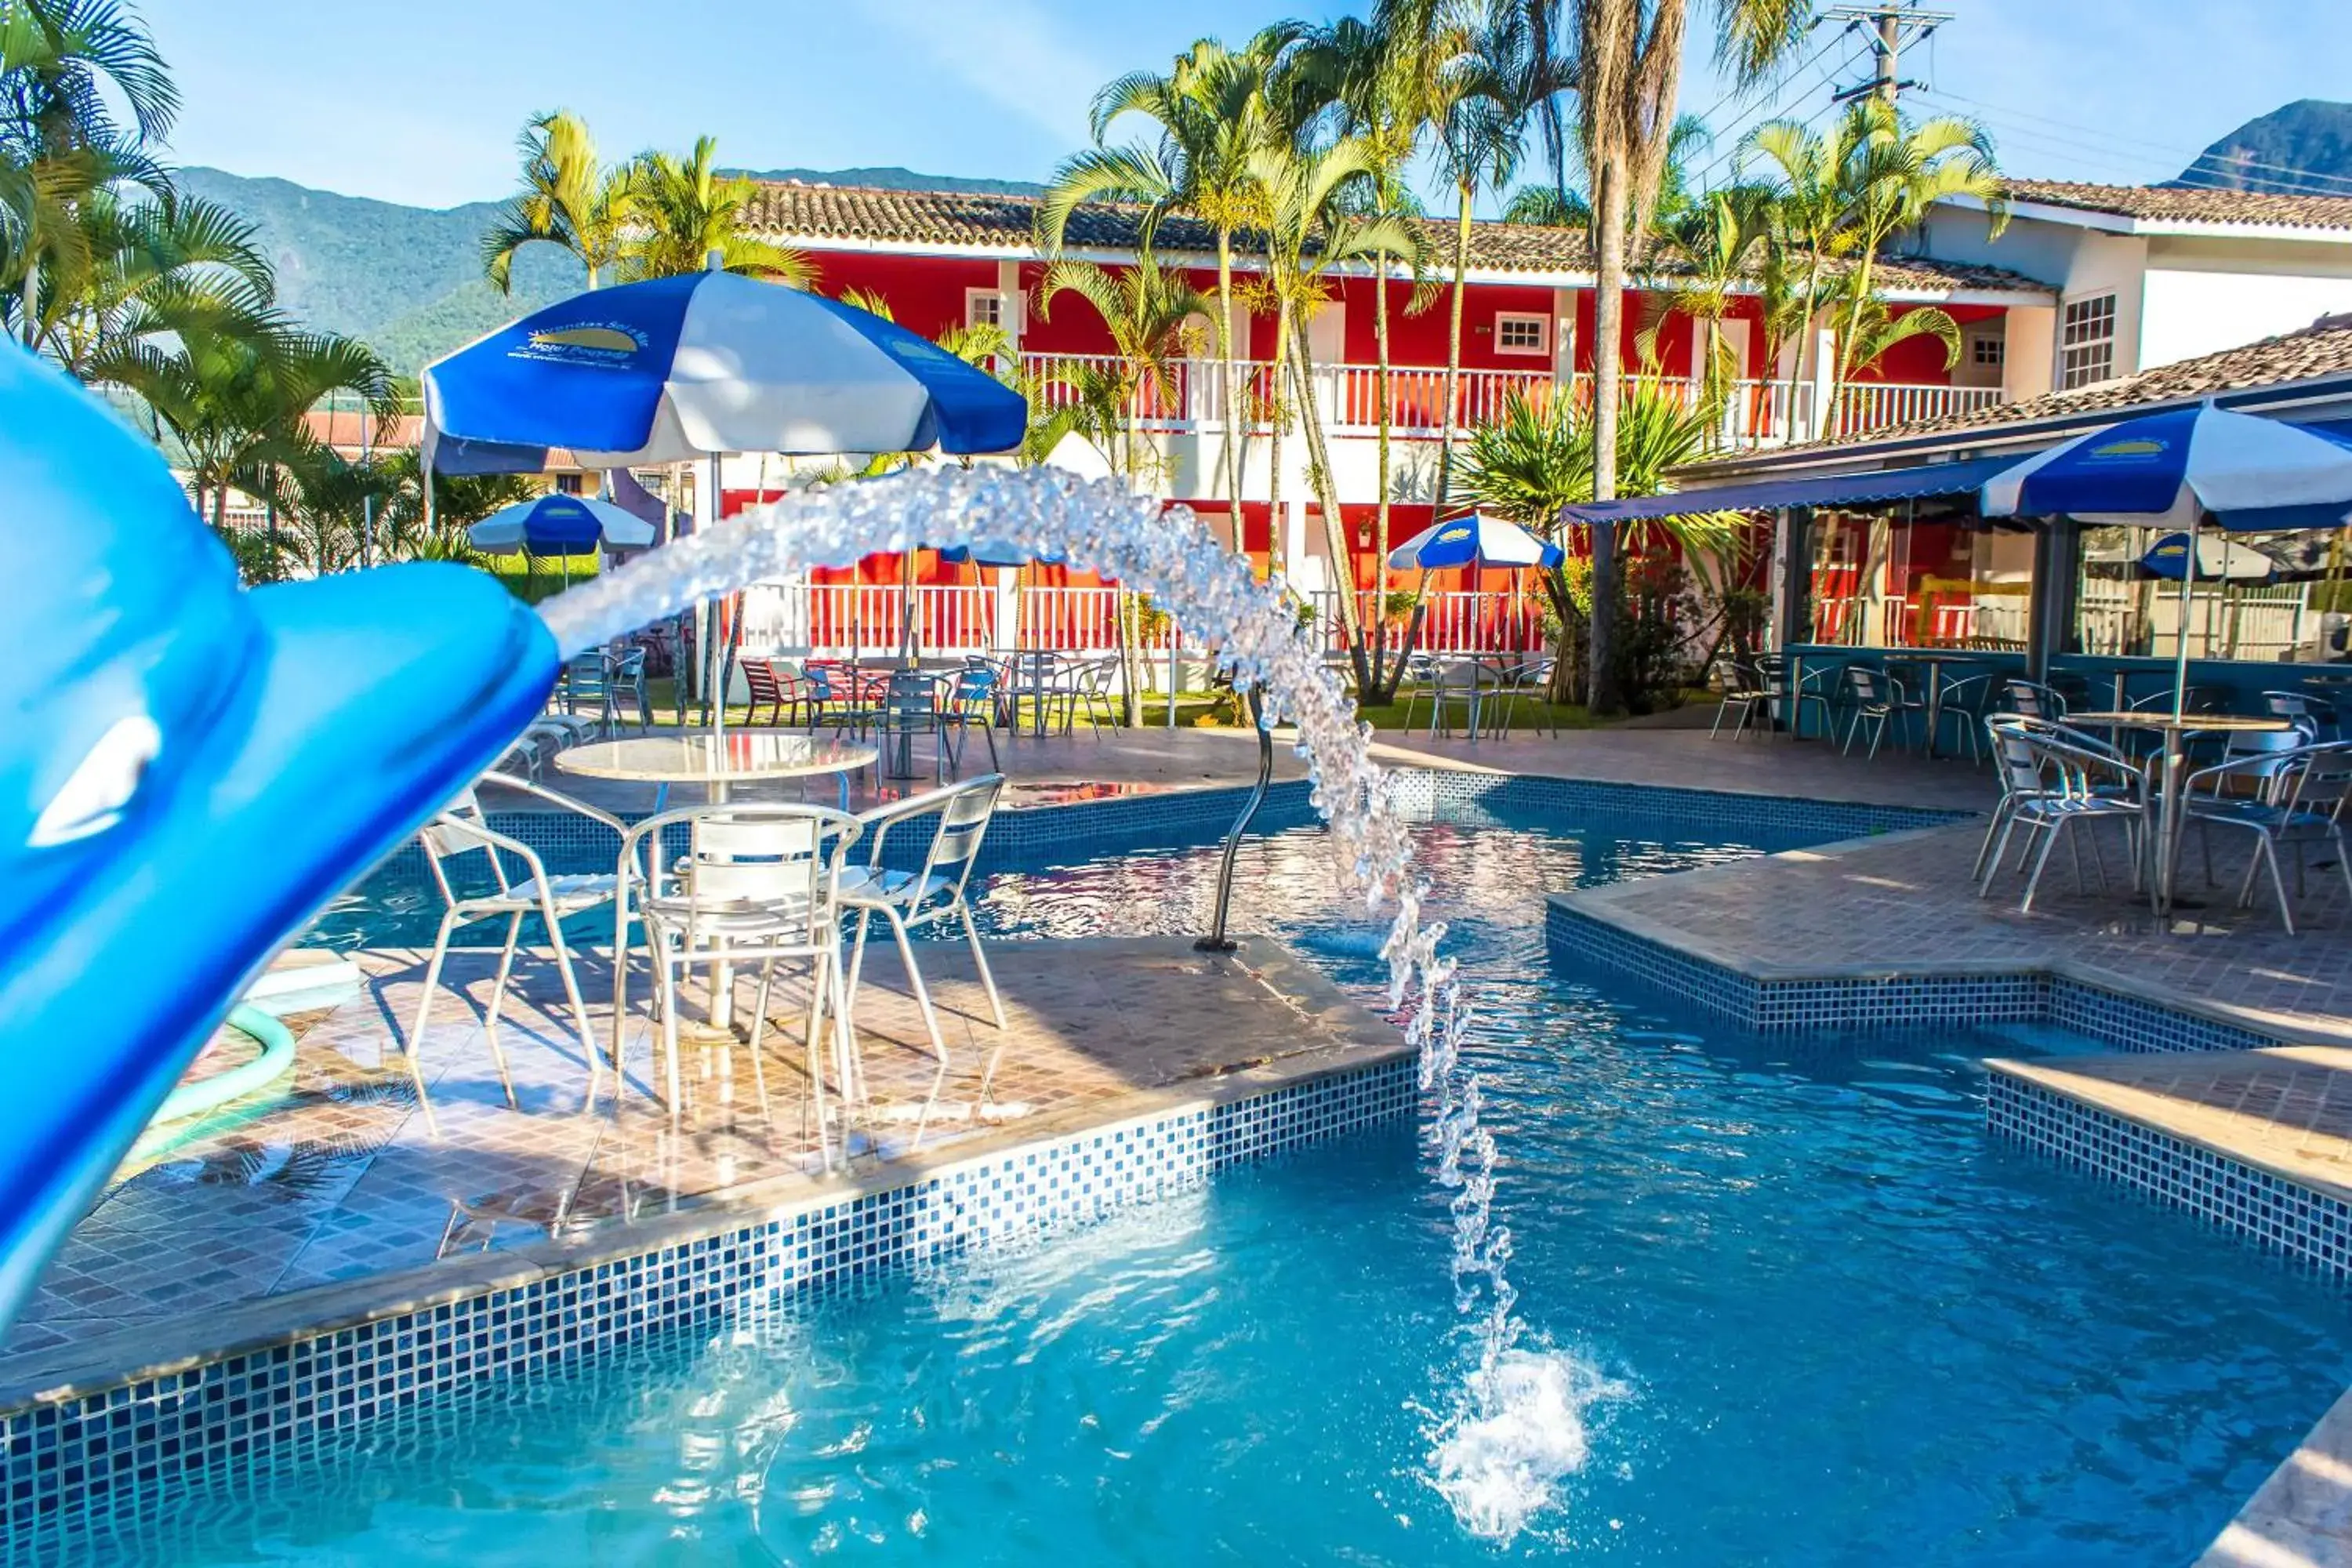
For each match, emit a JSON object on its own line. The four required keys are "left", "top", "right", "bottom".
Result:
{"left": 1570, "top": 368, "right": 2352, "bottom": 934}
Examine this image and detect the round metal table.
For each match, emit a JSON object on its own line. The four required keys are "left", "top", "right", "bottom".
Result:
{"left": 554, "top": 731, "right": 877, "bottom": 1033}
{"left": 2063, "top": 712, "right": 2294, "bottom": 919}
{"left": 554, "top": 731, "right": 876, "bottom": 811}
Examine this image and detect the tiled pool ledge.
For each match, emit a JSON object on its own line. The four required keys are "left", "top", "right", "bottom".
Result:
{"left": 0, "top": 938, "right": 1414, "bottom": 1541}
{"left": 1544, "top": 826, "right": 2330, "bottom": 1056}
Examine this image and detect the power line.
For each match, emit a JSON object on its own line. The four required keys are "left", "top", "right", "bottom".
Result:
{"left": 1936, "top": 105, "right": 2352, "bottom": 203}
{"left": 1916, "top": 85, "right": 2352, "bottom": 198}
{"left": 1686, "top": 35, "right": 1858, "bottom": 191}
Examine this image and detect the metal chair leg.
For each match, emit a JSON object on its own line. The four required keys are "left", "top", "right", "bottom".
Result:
{"left": 2020, "top": 822, "right": 2065, "bottom": 913}
{"left": 405, "top": 914, "right": 457, "bottom": 1137}
{"left": 482, "top": 910, "right": 523, "bottom": 1109}
{"left": 960, "top": 904, "right": 1006, "bottom": 1030}
{"left": 541, "top": 895, "right": 603, "bottom": 1110}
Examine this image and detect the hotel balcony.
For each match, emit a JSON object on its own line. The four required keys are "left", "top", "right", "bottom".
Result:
{"left": 1019, "top": 353, "right": 2004, "bottom": 452}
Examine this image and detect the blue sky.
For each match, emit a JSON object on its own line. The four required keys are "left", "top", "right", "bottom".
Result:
{"left": 146, "top": 1, "right": 2352, "bottom": 209}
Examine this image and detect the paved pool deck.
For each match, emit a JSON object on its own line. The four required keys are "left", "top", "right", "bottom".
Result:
{"left": 0, "top": 935, "right": 1406, "bottom": 1406}
{"left": 528, "top": 720, "right": 2001, "bottom": 818}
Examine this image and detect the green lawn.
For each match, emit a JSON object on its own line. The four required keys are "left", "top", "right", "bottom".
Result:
{"left": 621, "top": 677, "right": 1603, "bottom": 735}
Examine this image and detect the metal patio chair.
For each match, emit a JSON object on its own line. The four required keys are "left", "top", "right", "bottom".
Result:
{"left": 839, "top": 775, "right": 1007, "bottom": 1147}
{"left": 615, "top": 804, "right": 862, "bottom": 1154}
{"left": 606, "top": 647, "right": 651, "bottom": 734}
{"left": 1976, "top": 720, "right": 2145, "bottom": 913}
{"left": 2180, "top": 732, "right": 2344, "bottom": 935}
{"left": 1486, "top": 656, "right": 1557, "bottom": 738}
{"left": 405, "top": 773, "right": 626, "bottom": 1134}
{"left": 1840, "top": 663, "right": 1926, "bottom": 759}
{"left": 943, "top": 661, "right": 1003, "bottom": 770}
{"left": 1710, "top": 657, "right": 1774, "bottom": 740}
{"left": 1973, "top": 713, "right": 2143, "bottom": 888}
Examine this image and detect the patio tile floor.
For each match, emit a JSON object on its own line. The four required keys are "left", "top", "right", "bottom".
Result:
{"left": 0, "top": 935, "right": 1398, "bottom": 1390}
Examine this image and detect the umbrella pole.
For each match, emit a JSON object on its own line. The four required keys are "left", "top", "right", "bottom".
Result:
{"left": 2172, "top": 527, "right": 2197, "bottom": 720}
{"left": 902, "top": 550, "right": 918, "bottom": 668}
{"left": 706, "top": 451, "right": 727, "bottom": 749}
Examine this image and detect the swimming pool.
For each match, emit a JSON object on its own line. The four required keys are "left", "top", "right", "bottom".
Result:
{"left": 100, "top": 805, "right": 2352, "bottom": 1564}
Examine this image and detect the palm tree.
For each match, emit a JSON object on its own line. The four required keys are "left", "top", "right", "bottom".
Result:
{"left": 1034, "top": 249, "right": 1207, "bottom": 489}
{"left": 1251, "top": 133, "right": 1423, "bottom": 692}
{"left": 1038, "top": 28, "right": 1296, "bottom": 529}
{"left": 1038, "top": 249, "right": 1209, "bottom": 724}
{"left": 1547, "top": 0, "right": 1811, "bottom": 715}
{"left": 1649, "top": 182, "right": 1771, "bottom": 432}
{"left": 1501, "top": 112, "right": 1709, "bottom": 232}
{"left": 1743, "top": 107, "right": 1867, "bottom": 426}
{"left": 1, "top": 0, "right": 178, "bottom": 343}
{"left": 1290, "top": 13, "right": 1442, "bottom": 699}
{"left": 480, "top": 111, "right": 637, "bottom": 292}
{"left": 125, "top": 318, "right": 400, "bottom": 542}
{"left": 1820, "top": 102, "right": 2005, "bottom": 418}
{"left": 1459, "top": 379, "right": 1739, "bottom": 699}
{"left": 619, "top": 136, "right": 813, "bottom": 284}
{"left": 1392, "top": 0, "right": 1552, "bottom": 522}
{"left": 36, "top": 187, "right": 276, "bottom": 381}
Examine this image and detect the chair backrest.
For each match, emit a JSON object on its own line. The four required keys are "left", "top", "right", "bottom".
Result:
{"left": 2296, "top": 741, "right": 2352, "bottom": 820}
{"left": 416, "top": 789, "right": 514, "bottom": 902}
{"left": 917, "top": 774, "right": 1004, "bottom": 901}
{"left": 564, "top": 652, "right": 608, "bottom": 698}
{"left": 1984, "top": 717, "right": 2046, "bottom": 797}
{"left": 950, "top": 663, "right": 997, "bottom": 706}
{"left": 2000, "top": 679, "right": 2058, "bottom": 720}
{"left": 662, "top": 806, "right": 859, "bottom": 944}
{"left": 884, "top": 670, "right": 942, "bottom": 720}
{"left": 742, "top": 657, "right": 782, "bottom": 706}
{"left": 1844, "top": 664, "right": 1886, "bottom": 702}
{"left": 612, "top": 647, "right": 646, "bottom": 682}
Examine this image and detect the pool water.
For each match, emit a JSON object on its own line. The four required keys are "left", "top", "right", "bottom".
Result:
{"left": 125, "top": 807, "right": 2351, "bottom": 1566}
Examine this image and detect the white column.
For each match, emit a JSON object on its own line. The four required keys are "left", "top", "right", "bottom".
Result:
{"left": 1282, "top": 497, "right": 1310, "bottom": 586}
{"left": 1552, "top": 287, "right": 1578, "bottom": 390}
{"left": 996, "top": 258, "right": 1025, "bottom": 351}
{"left": 1810, "top": 326, "right": 1838, "bottom": 441}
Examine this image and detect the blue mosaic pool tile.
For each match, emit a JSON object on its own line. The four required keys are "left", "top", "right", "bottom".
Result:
{"left": 0, "top": 1054, "right": 1414, "bottom": 1543}
{"left": 1987, "top": 1070, "right": 2352, "bottom": 1279}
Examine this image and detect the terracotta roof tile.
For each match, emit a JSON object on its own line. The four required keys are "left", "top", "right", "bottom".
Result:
{"left": 741, "top": 180, "right": 2043, "bottom": 295}
{"left": 2005, "top": 179, "right": 2352, "bottom": 230}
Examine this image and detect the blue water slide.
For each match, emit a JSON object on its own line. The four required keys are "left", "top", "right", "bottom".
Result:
{"left": 0, "top": 349, "right": 557, "bottom": 1330}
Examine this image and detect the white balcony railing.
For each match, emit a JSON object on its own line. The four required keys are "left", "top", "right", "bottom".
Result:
{"left": 739, "top": 582, "right": 1548, "bottom": 661}
{"left": 1018, "top": 352, "right": 2002, "bottom": 447}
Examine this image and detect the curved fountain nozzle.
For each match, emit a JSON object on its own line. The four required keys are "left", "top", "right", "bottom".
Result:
{"left": 1195, "top": 685, "right": 1271, "bottom": 954}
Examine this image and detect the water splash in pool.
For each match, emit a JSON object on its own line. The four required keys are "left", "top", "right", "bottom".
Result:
{"left": 537, "top": 465, "right": 1592, "bottom": 1541}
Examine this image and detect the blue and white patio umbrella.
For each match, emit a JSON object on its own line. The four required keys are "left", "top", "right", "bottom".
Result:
{"left": 466, "top": 493, "right": 655, "bottom": 555}
{"left": 1386, "top": 512, "right": 1564, "bottom": 571}
{"left": 421, "top": 263, "right": 1028, "bottom": 734}
{"left": 1980, "top": 402, "right": 2352, "bottom": 715}
{"left": 421, "top": 268, "right": 1027, "bottom": 473}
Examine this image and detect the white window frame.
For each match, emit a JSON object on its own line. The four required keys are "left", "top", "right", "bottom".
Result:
{"left": 964, "top": 288, "right": 1007, "bottom": 330}
{"left": 1967, "top": 332, "right": 2005, "bottom": 368}
{"left": 1494, "top": 311, "right": 1550, "bottom": 357}
{"left": 2059, "top": 292, "right": 2117, "bottom": 390}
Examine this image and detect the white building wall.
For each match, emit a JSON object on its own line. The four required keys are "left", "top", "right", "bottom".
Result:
{"left": 2138, "top": 236, "right": 2352, "bottom": 370}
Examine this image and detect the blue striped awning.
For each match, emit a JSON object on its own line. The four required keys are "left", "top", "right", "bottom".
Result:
{"left": 1561, "top": 456, "right": 2019, "bottom": 524}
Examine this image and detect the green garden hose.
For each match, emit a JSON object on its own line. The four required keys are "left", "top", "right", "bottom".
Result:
{"left": 153, "top": 1004, "right": 296, "bottom": 1122}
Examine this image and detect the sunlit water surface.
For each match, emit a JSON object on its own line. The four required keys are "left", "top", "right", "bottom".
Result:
{"left": 132, "top": 806, "right": 2351, "bottom": 1567}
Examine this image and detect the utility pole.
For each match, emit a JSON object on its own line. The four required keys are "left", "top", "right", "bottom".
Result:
{"left": 1824, "top": 2, "right": 1949, "bottom": 109}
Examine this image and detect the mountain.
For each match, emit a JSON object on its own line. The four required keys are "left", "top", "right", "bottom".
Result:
{"left": 2170, "top": 100, "right": 2352, "bottom": 196}
{"left": 172, "top": 167, "right": 579, "bottom": 374}
{"left": 172, "top": 164, "right": 1044, "bottom": 375}
{"left": 735, "top": 165, "right": 1044, "bottom": 197}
